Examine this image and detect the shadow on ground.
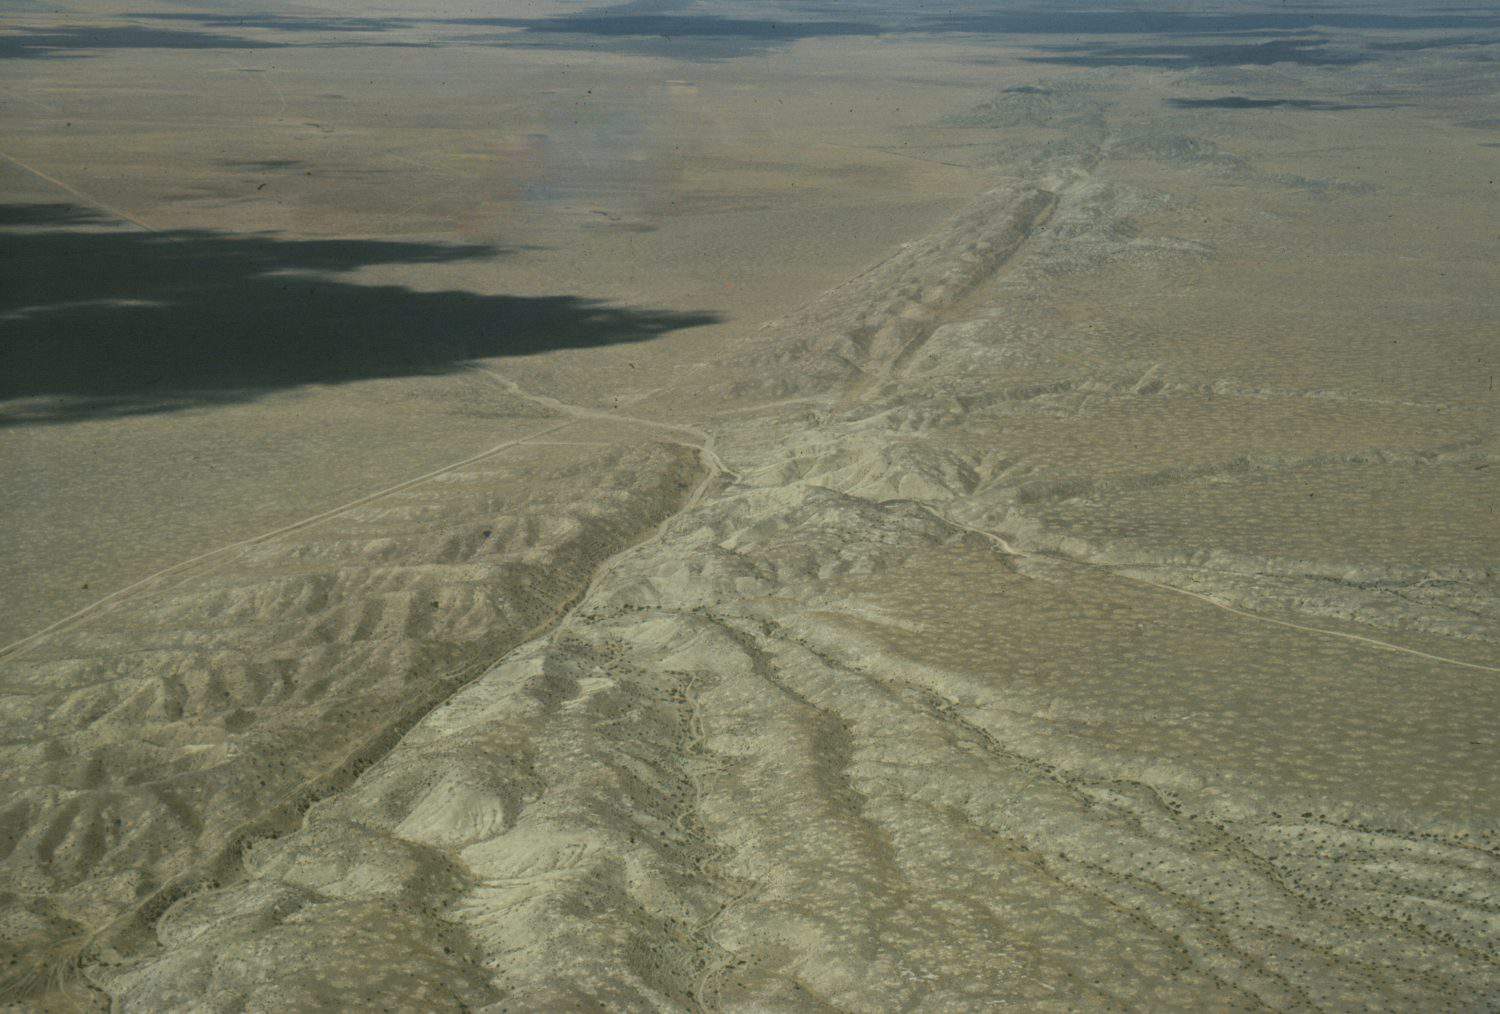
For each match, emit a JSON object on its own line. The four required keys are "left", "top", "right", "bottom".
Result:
{"left": 0, "top": 204, "right": 720, "bottom": 425}
{"left": 1166, "top": 96, "right": 1391, "bottom": 110}
{"left": 1022, "top": 36, "right": 1369, "bottom": 69}
{"left": 5, "top": 4, "right": 1497, "bottom": 61}
{"left": 0, "top": 24, "right": 292, "bottom": 59}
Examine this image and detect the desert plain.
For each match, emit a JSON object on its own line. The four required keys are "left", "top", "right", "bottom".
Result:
{"left": 1, "top": 0, "right": 1497, "bottom": 1009}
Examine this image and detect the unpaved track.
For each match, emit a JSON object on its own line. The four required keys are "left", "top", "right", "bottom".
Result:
{"left": 918, "top": 504, "right": 1500, "bottom": 675}
{"left": 0, "top": 421, "right": 574, "bottom": 662}
{"left": 0, "top": 306, "right": 743, "bottom": 1007}
{"left": 0, "top": 409, "right": 708, "bottom": 1005}
{"left": 64, "top": 177, "right": 1497, "bottom": 1010}
{"left": 0, "top": 371, "right": 730, "bottom": 665}
{"left": 0, "top": 150, "right": 157, "bottom": 232}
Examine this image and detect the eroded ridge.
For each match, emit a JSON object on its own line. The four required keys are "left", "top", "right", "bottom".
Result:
{"left": 100, "top": 486, "right": 1499, "bottom": 1008}
{"left": 89, "top": 168, "right": 1499, "bottom": 1010}
{"left": 0, "top": 438, "right": 703, "bottom": 1004}
{"left": 724, "top": 182, "right": 1057, "bottom": 401}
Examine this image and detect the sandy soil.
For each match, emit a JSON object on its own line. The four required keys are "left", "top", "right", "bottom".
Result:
{"left": 2, "top": 1, "right": 1497, "bottom": 1009}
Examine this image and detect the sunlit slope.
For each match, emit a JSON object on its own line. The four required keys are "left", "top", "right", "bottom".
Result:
{"left": 93, "top": 162, "right": 1496, "bottom": 1007}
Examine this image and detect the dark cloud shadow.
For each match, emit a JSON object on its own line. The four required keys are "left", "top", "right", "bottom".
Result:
{"left": 0, "top": 24, "right": 288, "bottom": 60}
{"left": 1167, "top": 96, "right": 1393, "bottom": 111}
{"left": 1367, "top": 33, "right": 1500, "bottom": 51}
{"left": 921, "top": 10, "right": 1500, "bottom": 36}
{"left": 1024, "top": 37, "right": 1369, "bottom": 69}
{"left": 13, "top": 5, "right": 1500, "bottom": 61}
{"left": 126, "top": 7, "right": 884, "bottom": 60}
{"left": 219, "top": 159, "right": 306, "bottom": 173}
{"left": 0, "top": 21, "right": 438, "bottom": 59}
{"left": 0, "top": 204, "right": 720, "bottom": 426}
{"left": 440, "top": 13, "right": 877, "bottom": 38}
{"left": 130, "top": 12, "right": 413, "bottom": 33}
{"left": 0, "top": 203, "right": 103, "bottom": 227}
{"left": 433, "top": 13, "right": 884, "bottom": 60}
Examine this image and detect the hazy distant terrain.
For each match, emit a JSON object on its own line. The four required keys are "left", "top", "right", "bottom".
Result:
{"left": 2, "top": 1, "right": 1497, "bottom": 1008}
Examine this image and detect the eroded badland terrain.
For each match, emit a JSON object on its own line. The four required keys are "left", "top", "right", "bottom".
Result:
{"left": 1, "top": 1, "right": 1497, "bottom": 1008}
